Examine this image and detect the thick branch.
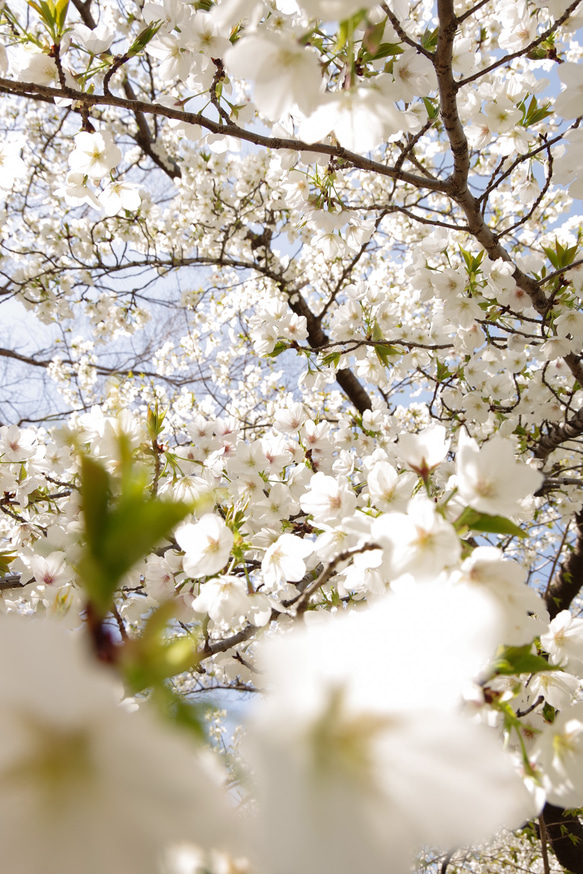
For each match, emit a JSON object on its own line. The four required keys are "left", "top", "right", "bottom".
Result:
{"left": 533, "top": 406, "right": 583, "bottom": 463}
{"left": 545, "top": 509, "right": 583, "bottom": 619}
{"left": 434, "top": 1, "right": 550, "bottom": 313}
{"left": 542, "top": 803, "right": 583, "bottom": 874}
{"left": 121, "top": 77, "right": 181, "bottom": 179}
{"left": 71, "top": 0, "right": 96, "bottom": 28}
{"left": 288, "top": 291, "right": 372, "bottom": 412}
{"left": 435, "top": 0, "right": 468, "bottom": 191}
{"left": 0, "top": 77, "right": 449, "bottom": 194}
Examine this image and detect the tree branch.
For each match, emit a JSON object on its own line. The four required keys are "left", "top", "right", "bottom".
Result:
{"left": 541, "top": 803, "right": 583, "bottom": 874}
{"left": 545, "top": 508, "right": 583, "bottom": 619}
{"left": 0, "top": 77, "right": 449, "bottom": 193}
{"left": 532, "top": 406, "right": 583, "bottom": 463}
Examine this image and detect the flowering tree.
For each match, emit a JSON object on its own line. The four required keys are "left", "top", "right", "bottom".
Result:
{"left": 0, "top": 0, "right": 583, "bottom": 871}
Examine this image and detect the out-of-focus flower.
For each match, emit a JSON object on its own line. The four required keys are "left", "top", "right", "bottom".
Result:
{"left": 224, "top": 33, "right": 322, "bottom": 120}
{"left": 554, "top": 62, "right": 583, "bottom": 119}
{"left": 297, "top": 0, "right": 402, "bottom": 21}
{"left": 300, "top": 79, "right": 413, "bottom": 153}
{"left": 246, "top": 583, "right": 533, "bottom": 874}
{"left": 0, "top": 615, "right": 237, "bottom": 874}
{"left": 540, "top": 610, "right": 583, "bottom": 672}
{"left": 0, "top": 140, "right": 26, "bottom": 190}
{"left": 455, "top": 547, "right": 548, "bottom": 646}
{"left": 532, "top": 703, "right": 583, "bottom": 808}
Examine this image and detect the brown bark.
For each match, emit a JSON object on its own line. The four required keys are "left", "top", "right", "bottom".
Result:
{"left": 542, "top": 803, "right": 583, "bottom": 874}
{"left": 545, "top": 510, "right": 583, "bottom": 620}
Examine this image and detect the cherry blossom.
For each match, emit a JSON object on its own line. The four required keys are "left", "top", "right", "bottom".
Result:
{"left": 224, "top": 33, "right": 322, "bottom": 120}
{"left": 247, "top": 583, "right": 532, "bottom": 874}
{"left": 0, "top": 615, "right": 237, "bottom": 874}
{"left": 455, "top": 432, "right": 543, "bottom": 517}
{"left": 175, "top": 515, "right": 234, "bottom": 577}
{"left": 69, "top": 131, "right": 122, "bottom": 179}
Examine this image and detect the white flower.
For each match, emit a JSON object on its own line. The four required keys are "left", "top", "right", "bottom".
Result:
{"left": 246, "top": 583, "right": 532, "bottom": 874}
{"left": 30, "top": 551, "right": 70, "bottom": 588}
{"left": 297, "top": 0, "right": 378, "bottom": 20}
{"left": 14, "top": 49, "right": 75, "bottom": 88}
{"left": 176, "top": 515, "right": 234, "bottom": 577}
{"left": 397, "top": 424, "right": 450, "bottom": 478}
{"left": 455, "top": 431, "right": 543, "bottom": 517}
{"left": 55, "top": 171, "right": 102, "bottom": 209}
{"left": 455, "top": 547, "right": 548, "bottom": 646}
{"left": 0, "top": 140, "right": 26, "bottom": 190}
{"left": 192, "top": 575, "right": 252, "bottom": 624}
{"left": 98, "top": 181, "right": 141, "bottom": 216}
{"left": 540, "top": 610, "right": 583, "bottom": 671}
{"left": 299, "top": 472, "right": 357, "bottom": 525}
{"left": 73, "top": 23, "right": 115, "bottom": 54}
{"left": 224, "top": 33, "right": 322, "bottom": 120}
{"left": 483, "top": 97, "right": 522, "bottom": 134}
{"left": 274, "top": 402, "right": 306, "bottom": 432}
{"left": 261, "top": 533, "right": 313, "bottom": 588}
{"left": 555, "top": 308, "right": 583, "bottom": 341}
{"left": 300, "top": 80, "right": 413, "bottom": 153}
{"left": 391, "top": 48, "right": 436, "bottom": 102}
{"left": 555, "top": 62, "right": 583, "bottom": 119}
{"left": 528, "top": 670, "right": 580, "bottom": 712}
{"left": 366, "top": 461, "right": 416, "bottom": 513}
{"left": 0, "top": 424, "right": 37, "bottom": 461}
{"left": 372, "top": 496, "right": 461, "bottom": 581}
{"left": 147, "top": 33, "right": 194, "bottom": 82}
{"left": 69, "top": 131, "right": 122, "bottom": 179}
{"left": 532, "top": 703, "right": 583, "bottom": 808}
{"left": 0, "top": 615, "right": 237, "bottom": 874}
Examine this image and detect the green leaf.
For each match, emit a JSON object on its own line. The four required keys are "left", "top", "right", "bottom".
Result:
{"left": 436, "top": 359, "right": 451, "bottom": 381}
{"left": 362, "top": 41, "right": 404, "bottom": 62}
{"left": 493, "top": 644, "right": 556, "bottom": 676}
{"left": 336, "top": 9, "right": 367, "bottom": 50}
{"left": 543, "top": 238, "right": 579, "bottom": 271}
{"left": 361, "top": 18, "right": 385, "bottom": 55}
{"left": 422, "top": 96, "right": 439, "bottom": 119}
{"left": 78, "top": 452, "right": 191, "bottom": 614}
{"left": 421, "top": 26, "right": 439, "bottom": 51}
{"left": 0, "top": 552, "right": 16, "bottom": 576}
{"left": 266, "top": 340, "right": 289, "bottom": 358}
{"left": 374, "top": 342, "right": 399, "bottom": 366}
{"left": 105, "top": 499, "right": 191, "bottom": 579}
{"left": 459, "top": 246, "right": 485, "bottom": 276}
{"left": 455, "top": 506, "right": 527, "bottom": 538}
{"left": 55, "top": 0, "right": 68, "bottom": 31}
{"left": 150, "top": 684, "right": 209, "bottom": 742}
{"left": 147, "top": 404, "right": 166, "bottom": 440}
{"left": 127, "top": 20, "right": 163, "bottom": 56}
{"left": 321, "top": 351, "right": 341, "bottom": 368}
{"left": 79, "top": 454, "right": 111, "bottom": 556}
{"left": 122, "top": 601, "right": 201, "bottom": 692}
